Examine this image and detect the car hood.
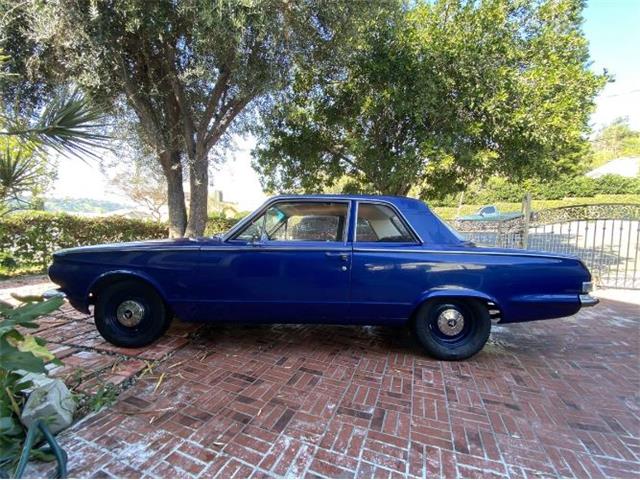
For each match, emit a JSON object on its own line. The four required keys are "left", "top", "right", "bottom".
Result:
{"left": 52, "top": 237, "right": 219, "bottom": 257}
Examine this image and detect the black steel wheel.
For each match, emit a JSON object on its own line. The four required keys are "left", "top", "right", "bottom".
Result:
{"left": 94, "top": 280, "right": 171, "bottom": 348}
{"left": 414, "top": 298, "right": 490, "bottom": 360}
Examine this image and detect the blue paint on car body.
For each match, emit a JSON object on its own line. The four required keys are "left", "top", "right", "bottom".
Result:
{"left": 48, "top": 194, "right": 596, "bottom": 325}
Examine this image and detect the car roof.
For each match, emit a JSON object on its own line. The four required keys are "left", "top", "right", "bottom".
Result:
{"left": 269, "top": 194, "right": 426, "bottom": 209}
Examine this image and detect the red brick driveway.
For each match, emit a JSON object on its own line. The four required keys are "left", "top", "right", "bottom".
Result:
{"left": 23, "top": 294, "right": 640, "bottom": 478}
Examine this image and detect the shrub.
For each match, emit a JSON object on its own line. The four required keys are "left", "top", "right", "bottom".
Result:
{"left": 0, "top": 211, "right": 243, "bottom": 271}
{"left": 204, "top": 214, "right": 241, "bottom": 236}
{"left": 0, "top": 211, "right": 168, "bottom": 268}
{"left": 454, "top": 174, "right": 640, "bottom": 205}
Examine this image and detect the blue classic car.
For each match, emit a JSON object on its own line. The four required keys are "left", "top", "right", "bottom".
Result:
{"left": 48, "top": 195, "right": 598, "bottom": 360}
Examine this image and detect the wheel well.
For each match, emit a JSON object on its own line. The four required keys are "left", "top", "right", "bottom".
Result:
{"left": 407, "top": 296, "right": 501, "bottom": 327}
{"left": 89, "top": 273, "right": 166, "bottom": 307}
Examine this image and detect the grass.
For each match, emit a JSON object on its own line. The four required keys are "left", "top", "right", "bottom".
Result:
{"left": 432, "top": 194, "right": 640, "bottom": 220}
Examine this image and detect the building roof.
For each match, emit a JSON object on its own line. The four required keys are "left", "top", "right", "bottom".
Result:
{"left": 586, "top": 156, "right": 639, "bottom": 178}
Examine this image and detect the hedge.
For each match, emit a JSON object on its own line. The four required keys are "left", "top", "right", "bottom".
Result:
{"left": 459, "top": 174, "right": 640, "bottom": 204}
{"left": 0, "top": 211, "right": 241, "bottom": 269}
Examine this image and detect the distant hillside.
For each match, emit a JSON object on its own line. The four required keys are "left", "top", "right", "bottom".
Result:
{"left": 45, "top": 197, "right": 130, "bottom": 214}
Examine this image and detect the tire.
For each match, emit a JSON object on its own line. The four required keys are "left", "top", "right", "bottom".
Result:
{"left": 413, "top": 298, "right": 490, "bottom": 360}
{"left": 94, "top": 280, "right": 171, "bottom": 348}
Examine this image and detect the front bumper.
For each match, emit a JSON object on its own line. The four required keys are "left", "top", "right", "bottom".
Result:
{"left": 579, "top": 294, "right": 599, "bottom": 307}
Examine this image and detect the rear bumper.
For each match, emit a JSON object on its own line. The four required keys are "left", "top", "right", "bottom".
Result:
{"left": 579, "top": 294, "right": 599, "bottom": 307}
{"left": 43, "top": 288, "right": 65, "bottom": 299}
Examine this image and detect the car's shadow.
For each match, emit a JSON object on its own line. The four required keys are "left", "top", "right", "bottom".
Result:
{"left": 189, "top": 322, "right": 425, "bottom": 357}
{"left": 183, "top": 319, "right": 588, "bottom": 363}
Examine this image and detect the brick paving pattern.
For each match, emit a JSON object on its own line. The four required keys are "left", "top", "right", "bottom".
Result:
{"left": 15, "top": 293, "right": 636, "bottom": 479}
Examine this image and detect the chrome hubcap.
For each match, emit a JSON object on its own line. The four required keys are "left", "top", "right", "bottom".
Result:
{"left": 436, "top": 308, "right": 464, "bottom": 336}
{"left": 116, "top": 300, "right": 145, "bottom": 327}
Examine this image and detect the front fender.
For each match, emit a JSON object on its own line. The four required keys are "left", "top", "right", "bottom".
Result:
{"left": 86, "top": 269, "right": 168, "bottom": 305}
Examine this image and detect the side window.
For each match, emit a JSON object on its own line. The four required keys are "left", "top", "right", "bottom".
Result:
{"left": 233, "top": 202, "right": 348, "bottom": 242}
{"left": 356, "top": 203, "right": 417, "bottom": 243}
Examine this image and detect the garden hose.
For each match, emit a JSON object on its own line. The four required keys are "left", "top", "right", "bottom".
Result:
{"left": 13, "top": 420, "right": 68, "bottom": 479}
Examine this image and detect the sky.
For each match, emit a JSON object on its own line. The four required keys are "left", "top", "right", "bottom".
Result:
{"left": 583, "top": 0, "right": 640, "bottom": 130}
{"left": 51, "top": 0, "right": 640, "bottom": 211}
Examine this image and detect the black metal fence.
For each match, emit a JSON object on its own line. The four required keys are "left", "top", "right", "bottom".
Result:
{"left": 452, "top": 204, "right": 640, "bottom": 289}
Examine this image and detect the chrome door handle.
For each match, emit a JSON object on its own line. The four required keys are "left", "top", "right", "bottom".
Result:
{"left": 325, "top": 252, "right": 350, "bottom": 261}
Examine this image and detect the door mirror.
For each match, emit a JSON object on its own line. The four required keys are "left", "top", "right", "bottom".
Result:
{"left": 250, "top": 228, "right": 269, "bottom": 245}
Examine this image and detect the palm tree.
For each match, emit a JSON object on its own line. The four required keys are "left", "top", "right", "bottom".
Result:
{"left": 0, "top": 52, "right": 108, "bottom": 214}
{"left": 0, "top": 89, "right": 108, "bottom": 157}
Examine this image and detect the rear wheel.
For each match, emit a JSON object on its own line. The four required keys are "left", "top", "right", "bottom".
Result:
{"left": 94, "top": 280, "right": 171, "bottom": 348}
{"left": 414, "top": 298, "right": 490, "bottom": 360}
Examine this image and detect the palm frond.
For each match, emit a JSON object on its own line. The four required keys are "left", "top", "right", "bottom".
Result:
{"left": 1, "top": 90, "right": 110, "bottom": 158}
{"left": 0, "top": 145, "right": 42, "bottom": 198}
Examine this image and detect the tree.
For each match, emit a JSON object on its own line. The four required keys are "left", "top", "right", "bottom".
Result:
{"left": 101, "top": 140, "right": 168, "bottom": 221}
{"left": 253, "top": 0, "right": 607, "bottom": 199}
{"left": 23, "top": 0, "right": 375, "bottom": 237}
{"left": 590, "top": 118, "right": 640, "bottom": 167}
{"left": 0, "top": 51, "right": 105, "bottom": 214}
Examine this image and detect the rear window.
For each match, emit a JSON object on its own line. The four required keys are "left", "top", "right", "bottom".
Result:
{"left": 356, "top": 203, "right": 417, "bottom": 243}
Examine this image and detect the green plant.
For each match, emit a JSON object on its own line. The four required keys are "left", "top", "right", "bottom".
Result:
{"left": 0, "top": 251, "right": 17, "bottom": 271}
{"left": 0, "top": 211, "right": 240, "bottom": 276}
{"left": 87, "top": 383, "right": 118, "bottom": 413}
{"left": 204, "top": 214, "right": 240, "bottom": 237}
{"left": 0, "top": 211, "right": 168, "bottom": 269}
{"left": 0, "top": 295, "right": 64, "bottom": 476}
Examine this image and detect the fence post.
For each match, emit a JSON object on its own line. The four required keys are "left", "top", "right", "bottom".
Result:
{"left": 521, "top": 192, "right": 532, "bottom": 249}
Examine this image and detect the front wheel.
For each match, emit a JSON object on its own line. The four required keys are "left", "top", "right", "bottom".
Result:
{"left": 414, "top": 298, "right": 490, "bottom": 360}
{"left": 94, "top": 280, "right": 171, "bottom": 348}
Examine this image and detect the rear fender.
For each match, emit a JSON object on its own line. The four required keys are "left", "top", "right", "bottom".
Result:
{"left": 410, "top": 288, "right": 499, "bottom": 321}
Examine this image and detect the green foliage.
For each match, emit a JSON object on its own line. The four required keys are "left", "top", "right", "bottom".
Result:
{"left": 87, "top": 383, "right": 118, "bottom": 413}
{"left": 590, "top": 118, "right": 640, "bottom": 168}
{"left": 0, "top": 140, "right": 54, "bottom": 215}
{"left": 0, "top": 295, "right": 63, "bottom": 475}
{"left": 433, "top": 194, "right": 640, "bottom": 221}
{"left": 458, "top": 174, "right": 640, "bottom": 204}
{"left": 44, "top": 198, "right": 129, "bottom": 214}
{"left": 204, "top": 214, "right": 241, "bottom": 237}
{"left": 1, "top": 90, "right": 108, "bottom": 158}
{"left": 0, "top": 211, "right": 168, "bottom": 268}
{"left": 0, "top": 53, "right": 105, "bottom": 214}
{"left": 18, "top": 0, "right": 376, "bottom": 237}
{"left": 0, "top": 211, "right": 240, "bottom": 273}
{"left": 254, "top": 0, "right": 607, "bottom": 198}
{"left": 0, "top": 251, "right": 17, "bottom": 270}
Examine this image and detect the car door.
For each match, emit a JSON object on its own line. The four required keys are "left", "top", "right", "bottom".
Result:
{"left": 197, "top": 200, "right": 353, "bottom": 323}
{"left": 350, "top": 201, "right": 424, "bottom": 323}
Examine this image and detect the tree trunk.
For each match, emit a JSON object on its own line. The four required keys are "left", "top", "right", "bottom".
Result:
{"left": 160, "top": 151, "right": 187, "bottom": 238}
{"left": 184, "top": 153, "right": 208, "bottom": 237}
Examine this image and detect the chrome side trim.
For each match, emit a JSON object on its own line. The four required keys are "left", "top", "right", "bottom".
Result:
{"left": 200, "top": 246, "right": 352, "bottom": 252}
{"left": 54, "top": 246, "right": 202, "bottom": 255}
{"left": 353, "top": 199, "right": 423, "bottom": 245}
{"left": 579, "top": 294, "right": 599, "bottom": 307}
{"left": 352, "top": 247, "right": 575, "bottom": 260}
{"left": 223, "top": 197, "right": 352, "bottom": 244}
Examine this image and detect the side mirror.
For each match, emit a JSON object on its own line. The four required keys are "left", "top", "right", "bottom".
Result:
{"left": 250, "top": 230, "right": 269, "bottom": 245}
